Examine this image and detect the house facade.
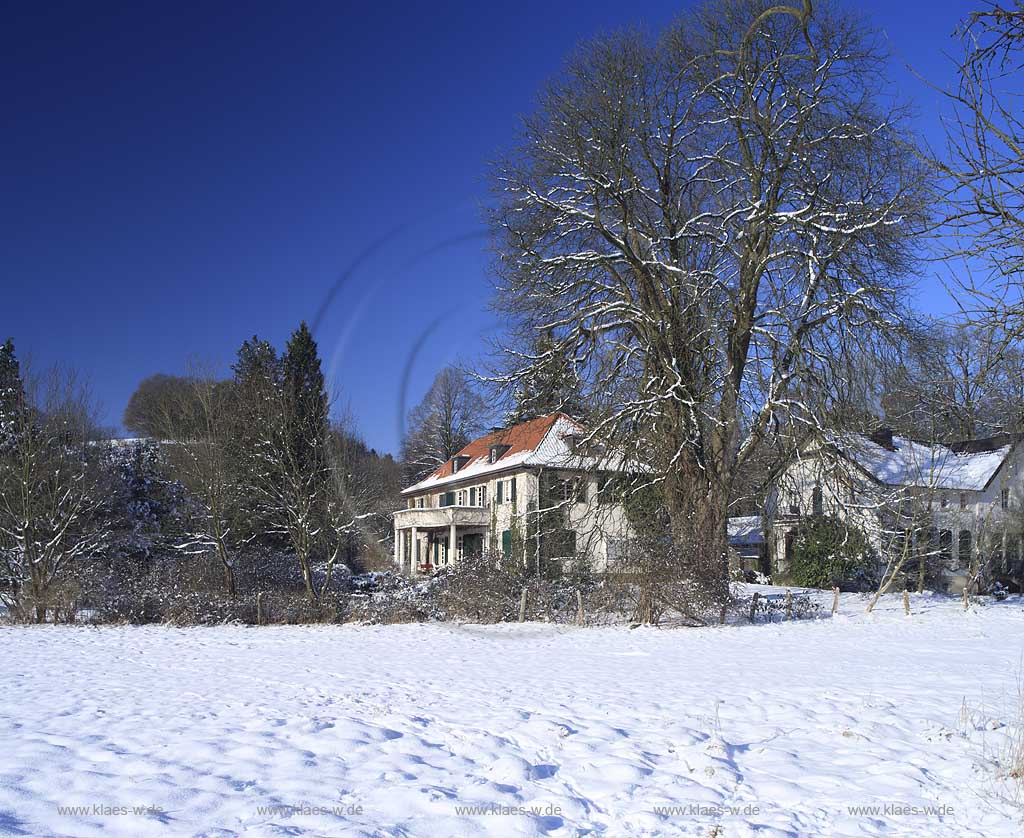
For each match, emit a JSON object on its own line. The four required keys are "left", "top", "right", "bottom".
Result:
{"left": 394, "top": 413, "right": 633, "bottom": 575}
{"left": 765, "top": 428, "right": 1024, "bottom": 593}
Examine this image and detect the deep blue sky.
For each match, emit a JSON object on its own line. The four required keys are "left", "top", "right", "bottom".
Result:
{"left": 3, "top": 0, "right": 976, "bottom": 455}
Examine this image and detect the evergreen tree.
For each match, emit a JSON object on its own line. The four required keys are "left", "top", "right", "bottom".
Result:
{"left": 230, "top": 336, "right": 282, "bottom": 543}
{"left": 281, "top": 322, "right": 329, "bottom": 470}
{"left": 0, "top": 340, "right": 24, "bottom": 448}
{"left": 505, "top": 330, "right": 585, "bottom": 426}
{"left": 232, "top": 336, "right": 281, "bottom": 389}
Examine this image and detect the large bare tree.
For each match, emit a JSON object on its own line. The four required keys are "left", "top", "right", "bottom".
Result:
{"left": 489, "top": 0, "right": 927, "bottom": 590}
{"left": 160, "top": 370, "right": 240, "bottom": 597}
{"left": 883, "top": 321, "right": 1024, "bottom": 441}
{"left": 401, "top": 366, "right": 489, "bottom": 485}
{"left": 938, "top": 3, "right": 1024, "bottom": 317}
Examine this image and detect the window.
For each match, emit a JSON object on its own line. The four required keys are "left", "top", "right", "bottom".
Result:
{"left": 480, "top": 485, "right": 487, "bottom": 506}
{"left": 922, "top": 528, "right": 939, "bottom": 561}
{"left": 960, "top": 493, "right": 967, "bottom": 510}
{"left": 489, "top": 444, "right": 511, "bottom": 464}
{"left": 1009, "top": 536, "right": 1021, "bottom": 568}
{"left": 788, "top": 492, "right": 800, "bottom": 516}
{"left": 606, "top": 538, "right": 628, "bottom": 565}
{"left": 1002, "top": 488, "right": 1010, "bottom": 510}
{"left": 958, "top": 529, "right": 972, "bottom": 568}
{"left": 417, "top": 497, "right": 425, "bottom": 509}
{"left": 545, "top": 475, "right": 586, "bottom": 505}
{"left": 439, "top": 491, "right": 455, "bottom": 508}
{"left": 457, "top": 490, "right": 465, "bottom": 506}
{"left": 939, "top": 530, "right": 953, "bottom": 563}
{"left": 812, "top": 485, "right": 823, "bottom": 516}
{"left": 940, "top": 494, "right": 948, "bottom": 509}
{"left": 496, "top": 478, "right": 516, "bottom": 505}
{"left": 540, "top": 528, "right": 576, "bottom": 560}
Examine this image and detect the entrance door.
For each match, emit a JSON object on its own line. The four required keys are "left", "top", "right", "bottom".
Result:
{"left": 462, "top": 533, "right": 484, "bottom": 558}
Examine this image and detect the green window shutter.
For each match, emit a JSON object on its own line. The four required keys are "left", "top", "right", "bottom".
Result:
{"left": 470, "top": 487, "right": 476, "bottom": 506}
{"left": 510, "top": 478, "right": 517, "bottom": 503}
{"left": 502, "top": 529, "right": 512, "bottom": 560}
{"left": 497, "top": 481, "right": 503, "bottom": 504}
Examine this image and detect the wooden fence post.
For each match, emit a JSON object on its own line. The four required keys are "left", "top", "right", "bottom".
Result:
{"left": 575, "top": 590, "right": 584, "bottom": 626}
{"left": 749, "top": 591, "right": 760, "bottom": 623}
{"left": 832, "top": 587, "right": 840, "bottom": 616}
{"left": 903, "top": 589, "right": 910, "bottom": 616}
{"left": 785, "top": 590, "right": 793, "bottom": 621}
{"left": 518, "top": 587, "right": 528, "bottom": 623}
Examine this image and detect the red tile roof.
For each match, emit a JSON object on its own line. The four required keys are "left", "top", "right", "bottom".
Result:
{"left": 423, "top": 412, "right": 569, "bottom": 483}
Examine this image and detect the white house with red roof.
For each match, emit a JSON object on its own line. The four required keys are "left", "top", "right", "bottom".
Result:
{"left": 393, "top": 413, "right": 634, "bottom": 575}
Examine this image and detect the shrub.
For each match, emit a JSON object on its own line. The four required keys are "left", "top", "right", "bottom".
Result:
{"left": 788, "top": 517, "right": 877, "bottom": 590}
{"left": 434, "top": 551, "right": 528, "bottom": 622}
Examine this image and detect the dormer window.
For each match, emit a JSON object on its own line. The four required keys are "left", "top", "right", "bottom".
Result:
{"left": 452, "top": 455, "right": 471, "bottom": 473}
{"left": 489, "top": 444, "right": 511, "bottom": 464}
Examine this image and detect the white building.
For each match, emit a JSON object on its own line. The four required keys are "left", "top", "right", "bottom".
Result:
{"left": 766, "top": 428, "right": 1024, "bottom": 592}
{"left": 393, "top": 413, "right": 633, "bottom": 575}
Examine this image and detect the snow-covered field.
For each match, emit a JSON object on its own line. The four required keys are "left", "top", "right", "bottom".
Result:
{"left": 1, "top": 591, "right": 1023, "bottom": 837}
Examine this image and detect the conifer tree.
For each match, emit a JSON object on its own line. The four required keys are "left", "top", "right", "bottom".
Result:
{"left": 0, "top": 340, "right": 24, "bottom": 448}
{"left": 230, "top": 336, "right": 282, "bottom": 543}
{"left": 505, "top": 330, "right": 586, "bottom": 426}
{"left": 282, "top": 322, "right": 329, "bottom": 472}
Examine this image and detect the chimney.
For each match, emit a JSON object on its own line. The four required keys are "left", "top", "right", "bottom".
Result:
{"left": 869, "top": 426, "right": 895, "bottom": 450}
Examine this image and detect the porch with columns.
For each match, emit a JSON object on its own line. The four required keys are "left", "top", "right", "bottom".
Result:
{"left": 393, "top": 506, "right": 490, "bottom": 576}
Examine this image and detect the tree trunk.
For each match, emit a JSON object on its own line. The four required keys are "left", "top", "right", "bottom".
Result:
{"left": 215, "top": 539, "right": 236, "bottom": 598}
{"left": 299, "top": 553, "right": 318, "bottom": 606}
{"left": 664, "top": 462, "right": 731, "bottom": 598}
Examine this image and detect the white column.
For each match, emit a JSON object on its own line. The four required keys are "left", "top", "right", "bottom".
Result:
{"left": 394, "top": 523, "right": 401, "bottom": 568}
{"left": 410, "top": 527, "right": 418, "bottom": 576}
{"left": 450, "top": 521, "right": 457, "bottom": 565}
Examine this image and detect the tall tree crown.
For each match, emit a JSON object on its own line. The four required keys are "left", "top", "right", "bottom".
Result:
{"left": 282, "top": 322, "right": 329, "bottom": 467}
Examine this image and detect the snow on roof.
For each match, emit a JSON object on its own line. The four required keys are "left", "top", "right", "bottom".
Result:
{"left": 728, "top": 516, "right": 763, "bottom": 545}
{"left": 830, "top": 433, "right": 1011, "bottom": 491}
{"left": 402, "top": 413, "right": 621, "bottom": 495}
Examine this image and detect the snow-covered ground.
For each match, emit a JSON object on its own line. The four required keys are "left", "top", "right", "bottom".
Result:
{"left": 1, "top": 591, "right": 1023, "bottom": 837}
